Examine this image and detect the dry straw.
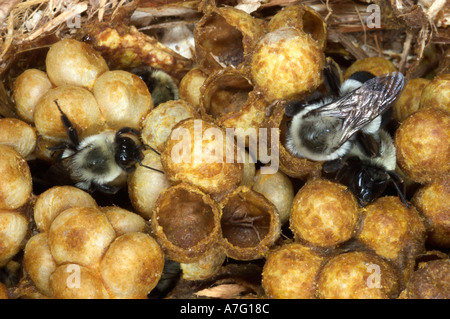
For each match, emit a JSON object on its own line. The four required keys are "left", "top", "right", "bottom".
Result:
{"left": 1, "top": 0, "right": 448, "bottom": 68}
{"left": 0, "top": 1, "right": 448, "bottom": 114}
{"left": 0, "top": 0, "right": 138, "bottom": 61}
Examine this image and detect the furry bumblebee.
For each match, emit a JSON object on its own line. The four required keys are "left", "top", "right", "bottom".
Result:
{"left": 286, "top": 64, "right": 408, "bottom": 206}
{"left": 50, "top": 100, "right": 163, "bottom": 194}
{"left": 130, "top": 67, "right": 179, "bottom": 107}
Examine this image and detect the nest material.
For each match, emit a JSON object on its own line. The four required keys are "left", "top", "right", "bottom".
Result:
{"left": 0, "top": 0, "right": 449, "bottom": 300}
{"left": 0, "top": 0, "right": 448, "bottom": 68}
{"left": 0, "top": 1, "right": 118, "bottom": 55}
{"left": 0, "top": 0, "right": 446, "bottom": 118}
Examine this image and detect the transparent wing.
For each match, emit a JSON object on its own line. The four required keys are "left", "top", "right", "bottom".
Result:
{"left": 308, "top": 72, "right": 404, "bottom": 145}
{"left": 285, "top": 61, "right": 342, "bottom": 117}
{"left": 322, "top": 61, "right": 342, "bottom": 98}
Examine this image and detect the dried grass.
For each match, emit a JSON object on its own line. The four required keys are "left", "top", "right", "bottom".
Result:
{"left": 0, "top": 0, "right": 138, "bottom": 61}
{"left": 0, "top": 0, "right": 448, "bottom": 76}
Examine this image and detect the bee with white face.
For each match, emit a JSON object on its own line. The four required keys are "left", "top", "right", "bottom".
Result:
{"left": 50, "top": 100, "right": 163, "bottom": 194}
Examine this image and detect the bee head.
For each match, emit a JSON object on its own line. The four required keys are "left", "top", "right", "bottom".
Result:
{"left": 114, "top": 130, "right": 143, "bottom": 173}
{"left": 349, "top": 163, "right": 390, "bottom": 206}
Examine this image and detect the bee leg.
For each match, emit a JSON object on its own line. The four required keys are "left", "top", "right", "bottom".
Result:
{"left": 388, "top": 171, "right": 410, "bottom": 208}
{"left": 48, "top": 141, "right": 76, "bottom": 152}
{"left": 323, "top": 61, "right": 342, "bottom": 98}
{"left": 322, "top": 158, "right": 346, "bottom": 174}
{"left": 54, "top": 100, "right": 79, "bottom": 146}
{"left": 48, "top": 142, "right": 77, "bottom": 161}
{"left": 116, "top": 127, "right": 141, "bottom": 137}
{"left": 357, "top": 198, "right": 369, "bottom": 207}
{"left": 92, "top": 183, "right": 122, "bottom": 194}
{"left": 335, "top": 161, "right": 352, "bottom": 183}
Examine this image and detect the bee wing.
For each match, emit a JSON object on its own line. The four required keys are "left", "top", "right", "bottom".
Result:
{"left": 322, "top": 61, "right": 342, "bottom": 98}
{"left": 285, "top": 61, "right": 342, "bottom": 117}
{"left": 309, "top": 72, "right": 404, "bottom": 145}
{"left": 36, "top": 157, "right": 76, "bottom": 189}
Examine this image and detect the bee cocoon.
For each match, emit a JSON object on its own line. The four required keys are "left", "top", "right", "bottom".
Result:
{"left": 141, "top": 99, "right": 199, "bottom": 153}
{"left": 0, "top": 283, "right": 8, "bottom": 299}
{"left": 419, "top": 73, "right": 450, "bottom": 112}
{"left": 252, "top": 169, "right": 294, "bottom": 225}
{"left": 45, "top": 39, "right": 109, "bottom": 90}
{"left": 290, "top": 179, "right": 360, "bottom": 248}
{"left": 200, "top": 68, "right": 268, "bottom": 147}
{"left": 93, "top": 70, "right": 153, "bottom": 130}
{"left": 317, "top": 251, "right": 400, "bottom": 299}
{"left": 23, "top": 233, "right": 57, "bottom": 296}
{"left": 128, "top": 149, "right": 171, "bottom": 220}
{"left": 161, "top": 118, "right": 243, "bottom": 197}
{"left": 179, "top": 67, "right": 208, "bottom": 110}
{"left": 395, "top": 108, "right": 450, "bottom": 183}
{"left": 50, "top": 264, "right": 110, "bottom": 299}
{"left": 194, "top": 6, "right": 266, "bottom": 73}
{"left": 358, "top": 196, "right": 426, "bottom": 283}
{"left": 13, "top": 69, "right": 53, "bottom": 123}
{"left": 343, "top": 57, "right": 398, "bottom": 79}
{"left": 0, "top": 118, "right": 36, "bottom": 158}
{"left": 48, "top": 207, "right": 116, "bottom": 267}
{"left": 268, "top": 4, "right": 327, "bottom": 51}
{"left": 262, "top": 243, "right": 325, "bottom": 299}
{"left": 218, "top": 186, "right": 281, "bottom": 260}
{"left": 400, "top": 260, "right": 450, "bottom": 299}
{"left": 180, "top": 245, "right": 226, "bottom": 281}
{"left": 101, "top": 206, "right": 147, "bottom": 236}
{"left": 24, "top": 202, "right": 165, "bottom": 299}
{"left": 250, "top": 27, "right": 325, "bottom": 102}
{"left": 239, "top": 149, "right": 256, "bottom": 188}
{"left": 0, "top": 210, "right": 28, "bottom": 267}
{"left": 200, "top": 67, "right": 254, "bottom": 120}
{"left": 34, "top": 186, "right": 98, "bottom": 233}
{"left": 99, "top": 232, "right": 165, "bottom": 298}
{"left": 0, "top": 145, "right": 32, "bottom": 210}
{"left": 151, "top": 184, "right": 221, "bottom": 263}
{"left": 393, "top": 78, "right": 430, "bottom": 122}
{"left": 412, "top": 180, "right": 450, "bottom": 249}
{"left": 34, "top": 85, "right": 105, "bottom": 141}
